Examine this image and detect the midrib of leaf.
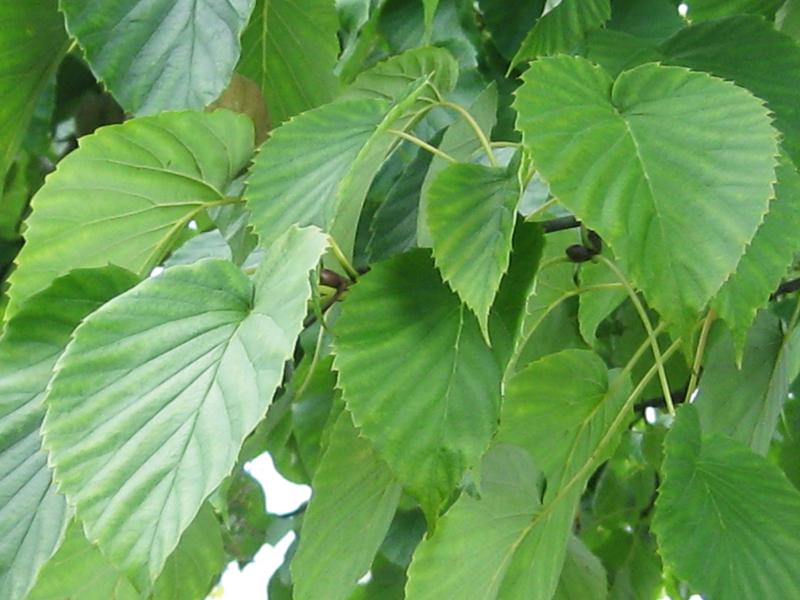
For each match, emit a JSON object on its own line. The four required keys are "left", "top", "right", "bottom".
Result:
{"left": 615, "top": 105, "right": 684, "bottom": 318}
{"left": 143, "top": 318, "right": 245, "bottom": 571}
{"left": 437, "top": 304, "right": 466, "bottom": 447}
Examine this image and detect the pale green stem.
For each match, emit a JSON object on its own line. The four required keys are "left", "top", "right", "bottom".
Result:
{"left": 789, "top": 296, "right": 800, "bottom": 331}
{"left": 295, "top": 324, "right": 327, "bottom": 399}
{"left": 524, "top": 197, "right": 560, "bottom": 222}
{"left": 438, "top": 100, "right": 497, "bottom": 167}
{"left": 686, "top": 309, "right": 715, "bottom": 400}
{"left": 328, "top": 236, "right": 360, "bottom": 282}
{"left": 595, "top": 255, "right": 675, "bottom": 415}
{"left": 387, "top": 129, "right": 457, "bottom": 163}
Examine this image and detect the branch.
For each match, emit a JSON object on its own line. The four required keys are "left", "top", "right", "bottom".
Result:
{"left": 540, "top": 215, "right": 580, "bottom": 233}
{"left": 771, "top": 277, "right": 800, "bottom": 299}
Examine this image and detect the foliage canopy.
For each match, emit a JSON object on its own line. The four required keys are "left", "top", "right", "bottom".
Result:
{"left": 2, "top": 1, "right": 800, "bottom": 599}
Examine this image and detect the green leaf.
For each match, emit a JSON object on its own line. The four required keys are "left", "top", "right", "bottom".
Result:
{"left": 404, "top": 444, "right": 544, "bottom": 600}
{"left": 778, "top": 0, "right": 800, "bottom": 40}
{"left": 683, "top": 0, "right": 783, "bottom": 22}
{"left": 333, "top": 250, "right": 502, "bottom": 521}
{"left": 508, "top": 230, "right": 580, "bottom": 375}
{"left": 496, "top": 349, "right": 630, "bottom": 599}
{"left": 653, "top": 404, "right": 800, "bottom": 599}
{"left": 60, "top": 0, "right": 255, "bottom": 114}
{"left": 293, "top": 413, "right": 402, "bottom": 600}
{"left": 695, "top": 312, "right": 800, "bottom": 455}
{"left": 578, "top": 252, "right": 627, "bottom": 345}
{"left": 41, "top": 226, "right": 327, "bottom": 588}
{"left": 28, "top": 504, "right": 224, "bottom": 600}
{"left": 511, "top": 0, "right": 611, "bottom": 68}
{"left": 489, "top": 220, "right": 546, "bottom": 366}
{"left": 0, "top": 267, "right": 137, "bottom": 600}
{"left": 343, "top": 46, "right": 458, "bottom": 105}
{"left": 661, "top": 15, "right": 800, "bottom": 168}
{"left": 607, "top": 0, "right": 684, "bottom": 43}
{"left": 238, "top": 0, "right": 339, "bottom": 124}
{"left": 7, "top": 110, "right": 254, "bottom": 316}
{"left": 367, "top": 142, "right": 433, "bottom": 262}
{"left": 553, "top": 536, "right": 608, "bottom": 600}
{"left": 245, "top": 65, "right": 455, "bottom": 258}
{"left": 515, "top": 56, "right": 779, "bottom": 333}
{"left": 713, "top": 156, "right": 800, "bottom": 354}
{"left": 581, "top": 29, "right": 662, "bottom": 78}
{"left": 150, "top": 504, "right": 226, "bottom": 600}
{"left": 26, "top": 521, "right": 139, "bottom": 600}
{"left": 418, "top": 83, "right": 498, "bottom": 246}
{"left": 478, "top": 0, "right": 545, "bottom": 60}
{"left": 428, "top": 160, "right": 521, "bottom": 339}
{"left": 0, "top": 1, "right": 68, "bottom": 192}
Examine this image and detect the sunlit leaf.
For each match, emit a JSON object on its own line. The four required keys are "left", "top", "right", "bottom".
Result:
{"left": 0, "top": 267, "right": 137, "bottom": 600}
{"left": 42, "top": 226, "right": 327, "bottom": 588}
{"left": 60, "top": 0, "right": 255, "bottom": 114}
{"left": 7, "top": 110, "right": 254, "bottom": 315}
{"left": 515, "top": 56, "right": 778, "bottom": 333}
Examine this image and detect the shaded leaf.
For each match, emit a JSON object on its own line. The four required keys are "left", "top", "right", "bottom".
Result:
{"left": 512, "top": 0, "right": 611, "bottom": 68}
{"left": 695, "top": 311, "right": 800, "bottom": 455}
{"left": 61, "top": 0, "right": 254, "bottom": 114}
{"left": 7, "top": 110, "right": 254, "bottom": 315}
{"left": 42, "top": 227, "right": 327, "bottom": 588}
{"left": 662, "top": 15, "right": 800, "bottom": 169}
{"left": 293, "top": 413, "right": 401, "bottom": 600}
{"left": 553, "top": 536, "right": 608, "bottom": 600}
{"left": 238, "top": 0, "right": 339, "bottom": 124}
{"left": 0, "top": 267, "right": 137, "bottom": 600}
{"left": 653, "top": 404, "right": 800, "bottom": 599}
{"left": 684, "top": 0, "right": 783, "bottom": 22}
{"left": 478, "top": 0, "right": 545, "bottom": 59}
{"left": 515, "top": 56, "right": 778, "bottom": 333}
{"left": 0, "top": 1, "right": 68, "bottom": 192}
{"left": 333, "top": 250, "right": 501, "bottom": 520}
{"left": 405, "top": 444, "right": 544, "bottom": 600}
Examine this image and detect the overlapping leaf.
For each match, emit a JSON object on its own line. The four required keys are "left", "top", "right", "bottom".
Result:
{"left": 712, "top": 156, "right": 800, "bottom": 353}
{"left": 405, "top": 444, "right": 544, "bottom": 600}
{"left": 515, "top": 56, "right": 778, "bottom": 333}
{"left": 0, "top": 1, "right": 68, "bottom": 191}
{"left": 428, "top": 160, "right": 521, "bottom": 338}
{"left": 684, "top": 0, "right": 783, "bottom": 22}
{"left": 418, "top": 83, "right": 498, "bottom": 246}
{"left": 0, "top": 267, "right": 137, "bottom": 600}
{"left": 653, "top": 404, "right": 800, "bottom": 599}
{"left": 407, "top": 350, "right": 630, "bottom": 599}
{"left": 553, "top": 537, "right": 608, "bottom": 600}
{"left": 7, "top": 110, "right": 254, "bottom": 315}
{"left": 333, "top": 250, "right": 501, "bottom": 520}
{"left": 246, "top": 55, "right": 457, "bottom": 257}
{"left": 343, "top": 46, "right": 458, "bottom": 105}
{"left": 512, "top": 0, "right": 610, "bottom": 67}
{"left": 293, "top": 413, "right": 401, "bottom": 600}
{"left": 27, "top": 504, "right": 224, "bottom": 600}
{"left": 42, "top": 226, "right": 327, "bottom": 587}
{"left": 495, "top": 349, "right": 631, "bottom": 599}
{"left": 238, "top": 0, "right": 339, "bottom": 124}
{"left": 695, "top": 312, "right": 800, "bottom": 455}
{"left": 662, "top": 16, "right": 800, "bottom": 168}
{"left": 60, "top": 0, "right": 255, "bottom": 114}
